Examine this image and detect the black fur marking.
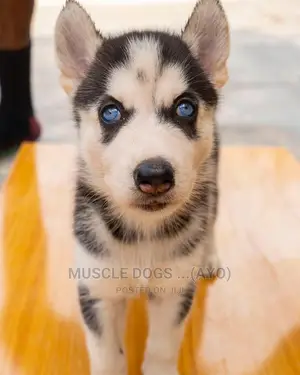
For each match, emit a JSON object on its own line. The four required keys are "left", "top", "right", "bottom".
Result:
{"left": 136, "top": 69, "right": 147, "bottom": 82}
{"left": 210, "top": 185, "right": 218, "bottom": 219}
{"left": 158, "top": 209, "right": 192, "bottom": 239}
{"left": 74, "top": 151, "right": 217, "bottom": 246}
{"left": 74, "top": 163, "right": 215, "bottom": 247}
{"left": 158, "top": 32, "right": 218, "bottom": 106}
{"left": 173, "top": 183, "right": 209, "bottom": 256}
{"left": 158, "top": 92, "right": 199, "bottom": 140}
{"left": 74, "top": 185, "right": 109, "bottom": 256}
{"left": 75, "top": 177, "right": 213, "bottom": 246}
{"left": 73, "top": 214, "right": 106, "bottom": 256}
{"left": 73, "top": 211, "right": 108, "bottom": 256}
{"left": 210, "top": 125, "right": 220, "bottom": 219}
{"left": 212, "top": 124, "right": 220, "bottom": 164}
{"left": 98, "top": 95, "right": 135, "bottom": 144}
{"left": 73, "top": 108, "right": 81, "bottom": 128}
{"left": 75, "top": 177, "right": 192, "bottom": 243}
{"left": 176, "top": 229, "right": 205, "bottom": 257}
{"left": 176, "top": 281, "right": 196, "bottom": 324}
{"left": 73, "top": 31, "right": 218, "bottom": 141}
{"left": 74, "top": 34, "right": 131, "bottom": 109}
{"left": 78, "top": 285, "right": 101, "bottom": 334}
{"left": 75, "top": 179, "right": 140, "bottom": 244}
{"left": 158, "top": 179, "right": 210, "bottom": 241}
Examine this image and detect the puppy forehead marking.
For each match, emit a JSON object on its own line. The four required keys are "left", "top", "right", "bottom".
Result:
{"left": 107, "top": 36, "right": 188, "bottom": 110}
{"left": 107, "top": 37, "right": 159, "bottom": 110}
{"left": 127, "top": 37, "right": 160, "bottom": 82}
{"left": 155, "top": 64, "right": 187, "bottom": 107}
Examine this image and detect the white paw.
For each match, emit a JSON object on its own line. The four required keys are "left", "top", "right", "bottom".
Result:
{"left": 90, "top": 355, "right": 126, "bottom": 375}
{"left": 142, "top": 359, "right": 179, "bottom": 375}
{"left": 201, "top": 250, "right": 221, "bottom": 279}
{"left": 91, "top": 368, "right": 126, "bottom": 375}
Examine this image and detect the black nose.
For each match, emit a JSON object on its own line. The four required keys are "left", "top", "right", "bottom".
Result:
{"left": 134, "top": 157, "right": 175, "bottom": 195}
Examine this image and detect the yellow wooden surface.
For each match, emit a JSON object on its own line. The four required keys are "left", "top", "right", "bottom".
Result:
{"left": 1, "top": 143, "right": 300, "bottom": 375}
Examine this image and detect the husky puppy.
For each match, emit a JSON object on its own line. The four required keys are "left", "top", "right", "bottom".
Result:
{"left": 54, "top": 0, "right": 229, "bottom": 374}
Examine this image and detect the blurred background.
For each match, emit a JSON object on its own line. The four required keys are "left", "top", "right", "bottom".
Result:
{"left": 1, "top": 0, "right": 300, "bottom": 181}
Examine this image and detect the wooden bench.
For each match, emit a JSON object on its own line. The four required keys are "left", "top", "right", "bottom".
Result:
{"left": 1, "top": 143, "right": 300, "bottom": 375}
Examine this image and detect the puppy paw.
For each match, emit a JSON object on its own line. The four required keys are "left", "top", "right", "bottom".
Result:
{"left": 90, "top": 356, "right": 126, "bottom": 375}
{"left": 200, "top": 247, "right": 221, "bottom": 280}
{"left": 142, "top": 360, "right": 179, "bottom": 375}
{"left": 91, "top": 372, "right": 125, "bottom": 375}
{"left": 91, "top": 368, "right": 126, "bottom": 375}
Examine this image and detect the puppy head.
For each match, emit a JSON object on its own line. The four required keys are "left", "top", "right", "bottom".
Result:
{"left": 55, "top": 0, "right": 229, "bottom": 218}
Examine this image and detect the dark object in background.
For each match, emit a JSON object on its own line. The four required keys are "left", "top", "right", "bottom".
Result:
{"left": 0, "top": 0, "right": 41, "bottom": 153}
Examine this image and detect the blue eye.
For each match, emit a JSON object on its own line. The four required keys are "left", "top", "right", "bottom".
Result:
{"left": 101, "top": 105, "right": 121, "bottom": 124}
{"left": 176, "top": 101, "right": 195, "bottom": 118}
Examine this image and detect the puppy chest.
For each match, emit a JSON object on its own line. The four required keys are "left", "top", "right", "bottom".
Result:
{"left": 77, "top": 243, "right": 199, "bottom": 299}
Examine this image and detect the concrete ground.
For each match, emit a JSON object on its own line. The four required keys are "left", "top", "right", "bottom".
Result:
{"left": 0, "top": 0, "right": 300, "bottom": 183}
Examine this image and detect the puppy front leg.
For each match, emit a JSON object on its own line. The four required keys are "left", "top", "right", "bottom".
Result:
{"left": 78, "top": 285, "right": 127, "bottom": 375}
{"left": 143, "top": 283, "right": 195, "bottom": 375}
{"left": 201, "top": 225, "right": 221, "bottom": 279}
{"left": 202, "top": 186, "right": 221, "bottom": 276}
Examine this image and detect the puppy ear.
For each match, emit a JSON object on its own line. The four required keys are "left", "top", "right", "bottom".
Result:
{"left": 54, "top": 0, "right": 102, "bottom": 96}
{"left": 182, "top": 0, "right": 230, "bottom": 88}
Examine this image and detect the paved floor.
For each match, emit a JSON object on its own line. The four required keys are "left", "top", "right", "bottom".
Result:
{"left": 0, "top": 0, "right": 300, "bottom": 183}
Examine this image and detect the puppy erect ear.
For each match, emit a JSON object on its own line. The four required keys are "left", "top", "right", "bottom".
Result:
{"left": 54, "top": 0, "right": 102, "bottom": 96}
{"left": 182, "top": 0, "right": 230, "bottom": 88}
